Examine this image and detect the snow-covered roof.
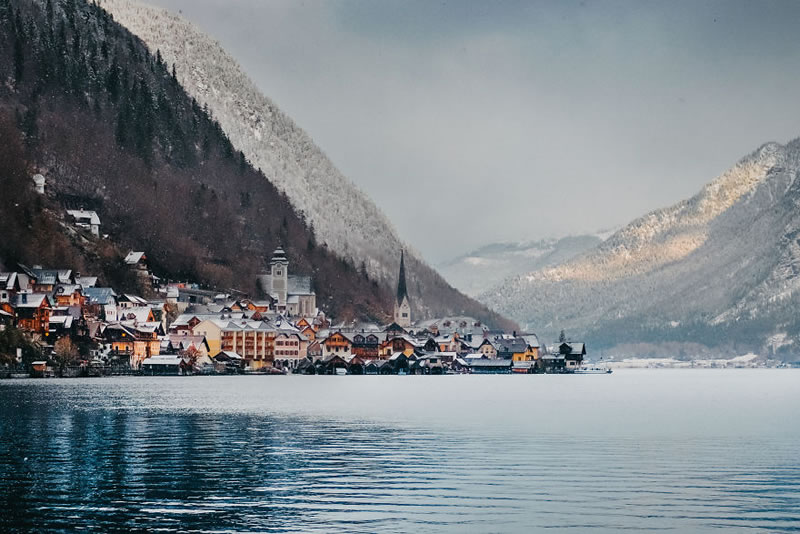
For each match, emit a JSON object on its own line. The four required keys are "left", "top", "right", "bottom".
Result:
{"left": 0, "top": 272, "right": 17, "bottom": 291}
{"left": 142, "top": 355, "right": 184, "bottom": 366}
{"left": 119, "top": 306, "right": 152, "bottom": 323}
{"left": 67, "top": 209, "right": 101, "bottom": 226}
{"left": 124, "top": 251, "right": 146, "bottom": 265}
{"left": 49, "top": 315, "right": 74, "bottom": 328}
{"left": 83, "top": 287, "right": 117, "bottom": 305}
{"left": 74, "top": 276, "right": 98, "bottom": 288}
{"left": 14, "top": 293, "right": 49, "bottom": 308}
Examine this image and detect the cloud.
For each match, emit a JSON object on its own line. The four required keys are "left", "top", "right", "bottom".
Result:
{"left": 146, "top": 0, "right": 800, "bottom": 262}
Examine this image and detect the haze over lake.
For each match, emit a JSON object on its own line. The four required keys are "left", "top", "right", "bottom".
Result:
{"left": 1, "top": 370, "right": 799, "bottom": 532}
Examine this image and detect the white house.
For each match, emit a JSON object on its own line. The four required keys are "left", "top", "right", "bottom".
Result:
{"left": 67, "top": 209, "right": 101, "bottom": 236}
{"left": 32, "top": 174, "right": 45, "bottom": 195}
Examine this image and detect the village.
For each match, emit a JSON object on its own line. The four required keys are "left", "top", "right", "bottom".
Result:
{"left": 0, "top": 177, "right": 587, "bottom": 378}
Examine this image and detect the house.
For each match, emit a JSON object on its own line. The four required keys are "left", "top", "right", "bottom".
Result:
{"left": 18, "top": 266, "right": 71, "bottom": 293}
{"left": 273, "top": 331, "right": 308, "bottom": 370}
{"left": 104, "top": 322, "right": 161, "bottom": 368}
{"left": 257, "top": 247, "right": 316, "bottom": 316}
{"left": 213, "top": 351, "right": 243, "bottom": 373}
{"left": 141, "top": 354, "right": 186, "bottom": 375}
{"left": 53, "top": 284, "right": 84, "bottom": 307}
{"left": 468, "top": 359, "right": 512, "bottom": 374}
{"left": 351, "top": 332, "right": 381, "bottom": 359}
{"left": 66, "top": 209, "right": 101, "bottom": 236}
{"left": 0, "top": 306, "right": 14, "bottom": 330}
{"left": 557, "top": 342, "right": 586, "bottom": 370}
{"left": 30, "top": 361, "right": 55, "bottom": 378}
{"left": 540, "top": 353, "right": 566, "bottom": 373}
{"left": 47, "top": 314, "right": 75, "bottom": 338}
{"left": 322, "top": 331, "right": 353, "bottom": 357}
{"left": 379, "top": 335, "right": 416, "bottom": 358}
{"left": 32, "top": 173, "right": 45, "bottom": 194}
{"left": 476, "top": 338, "right": 497, "bottom": 358}
{"left": 117, "top": 294, "right": 148, "bottom": 309}
{"left": 118, "top": 306, "right": 154, "bottom": 324}
{"left": 162, "top": 335, "right": 211, "bottom": 360}
{"left": 435, "top": 333, "right": 460, "bottom": 353}
{"left": 497, "top": 337, "right": 535, "bottom": 362}
{"left": 74, "top": 276, "right": 98, "bottom": 288}
{"left": 0, "top": 272, "right": 28, "bottom": 304}
{"left": 13, "top": 293, "right": 52, "bottom": 334}
{"left": 190, "top": 318, "right": 228, "bottom": 356}
{"left": 387, "top": 352, "right": 410, "bottom": 374}
{"left": 318, "top": 354, "right": 348, "bottom": 375}
{"left": 82, "top": 287, "right": 118, "bottom": 320}
{"left": 307, "top": 340, "right": 323, "bottom": 358}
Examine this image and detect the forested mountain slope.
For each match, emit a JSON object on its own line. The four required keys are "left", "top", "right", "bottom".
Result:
{"left": 0, "top": 0, "right": 391, "bottom": 319}
{"left": 98, "top": 0, "right": 515, "bottom": 330}
{"left": 483, "top": 141, "right": 800, "bottom": 358}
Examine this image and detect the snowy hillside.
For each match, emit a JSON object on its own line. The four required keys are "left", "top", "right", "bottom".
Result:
{"left": 438, "top": 235, "right": 604, "bottom": 297}
{"left": 482, "top": 140, "right": 800, "bottom": 357}
{"left": 98, "top": 0, "right": 515, "bottom": 328}
{"left": 100, "top": 0, "right": 401, "bottom": 279}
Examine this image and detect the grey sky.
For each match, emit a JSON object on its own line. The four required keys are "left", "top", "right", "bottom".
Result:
{"left": 146, "top": 0, "right": 800, "bottom": 263}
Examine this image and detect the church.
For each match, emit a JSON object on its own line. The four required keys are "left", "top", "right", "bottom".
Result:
{"left": 394, "top": 251, "right": 412, "bottom": 328}
{"left": 257, "top": 247, "right": 317, "bottom": 317}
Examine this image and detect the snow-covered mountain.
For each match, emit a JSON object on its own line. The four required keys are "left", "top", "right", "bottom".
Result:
{"left": 99, "top": 0, "right": 515, "bottom": 328}
{"left": 482, "top": 140, "right": 800, "bottom": 358}
{"left": 438, "top": 235, "right": 605, "bottom": 297}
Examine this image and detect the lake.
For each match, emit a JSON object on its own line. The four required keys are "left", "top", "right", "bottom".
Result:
{"left": 0, "top": 370, "right": 798, "bottom": 532}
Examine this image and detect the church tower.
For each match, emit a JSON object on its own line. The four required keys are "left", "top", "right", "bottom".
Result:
{"left": 393, "top": 250, "right": 412, "bottom": 328}
{"left": 270, "top": 247, "right": 289, "bottom": 309}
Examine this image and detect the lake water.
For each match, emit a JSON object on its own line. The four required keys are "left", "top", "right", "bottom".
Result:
{"left": 0, "top": 370, "right": 798, "bottom": 533}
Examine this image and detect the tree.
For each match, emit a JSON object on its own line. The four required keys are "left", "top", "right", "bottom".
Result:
{"left": 179, "top": 345, "right": 202, "bottom": 371}
{"left": 53, "top": 336, "right": 80, "bottom": 375}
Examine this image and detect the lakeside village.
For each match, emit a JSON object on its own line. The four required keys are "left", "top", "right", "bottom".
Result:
{"left": 1, "top": 182, "right": 589, "bottom": 378}
{"left": 1, "top": 245, "right": 589, "bottom": 378}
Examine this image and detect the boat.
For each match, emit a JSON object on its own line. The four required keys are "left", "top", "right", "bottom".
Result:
{"left": 573, "top": 366, "right": 612, "bottom": 374}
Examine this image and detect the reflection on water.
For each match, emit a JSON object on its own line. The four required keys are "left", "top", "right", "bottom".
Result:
{"left": 1, "top": 372, "right": 799, "bottom": 532}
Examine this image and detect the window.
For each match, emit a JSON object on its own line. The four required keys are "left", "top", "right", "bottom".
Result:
{"left": 402, "top": 313, "right": 408, "bottom": 317}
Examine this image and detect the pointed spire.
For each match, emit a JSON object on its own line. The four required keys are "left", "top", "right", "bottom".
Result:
{"left": 397, "top": 250, "right": 408, "bottom": 304}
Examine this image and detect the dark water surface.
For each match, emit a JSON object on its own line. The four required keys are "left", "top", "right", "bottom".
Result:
{"left": 0, "top": 370, "right": 799, "bottom": 533}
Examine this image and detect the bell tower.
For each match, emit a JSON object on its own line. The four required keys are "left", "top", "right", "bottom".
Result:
{"left": 270, "top": 247, "right": 289, "bottom": 309}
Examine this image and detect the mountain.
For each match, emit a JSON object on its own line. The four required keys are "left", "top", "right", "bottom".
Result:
{"left": 438, "top": 234, "right": 606, "bottom": 297}
{"left": 482, "top": 140, "right": 800, "bottom": 359}
{"left": 0, "top": 0, "right": 392, "bottom": 319}
{"left": 97, "top": 0, "right": 515, "bottom": 330}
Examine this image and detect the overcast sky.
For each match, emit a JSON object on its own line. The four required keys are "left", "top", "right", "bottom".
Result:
{"left": 147, "top": 0, "right": 800, "bottom": 263}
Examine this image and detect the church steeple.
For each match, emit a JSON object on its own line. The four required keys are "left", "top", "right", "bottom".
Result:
{"left": 397, "top": 250, "right": 408, "bottom": 304}
{"left": 394, "top": 250, "right": 411, "bottom": 328}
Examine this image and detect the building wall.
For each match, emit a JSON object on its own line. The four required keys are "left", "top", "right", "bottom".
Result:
{"left": 192, "top": 320, "right": 222, "bottom": 356}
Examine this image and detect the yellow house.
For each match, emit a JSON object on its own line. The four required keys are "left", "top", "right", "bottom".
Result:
{"left": 191, "top": 319, "right": 226, "bottom": 357}
{"left": 499, "top": 335, "right": 541, "bottom": 362}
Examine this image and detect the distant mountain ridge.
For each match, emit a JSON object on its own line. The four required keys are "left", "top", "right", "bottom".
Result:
{"left": 99, "top": 0, "right": 515, "bottom": 329}
{"left": 438, "top": 234, "right": 605, "bottom": 297}
{"left": 482, "top": 140, "right": 800, "bottom": 358}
